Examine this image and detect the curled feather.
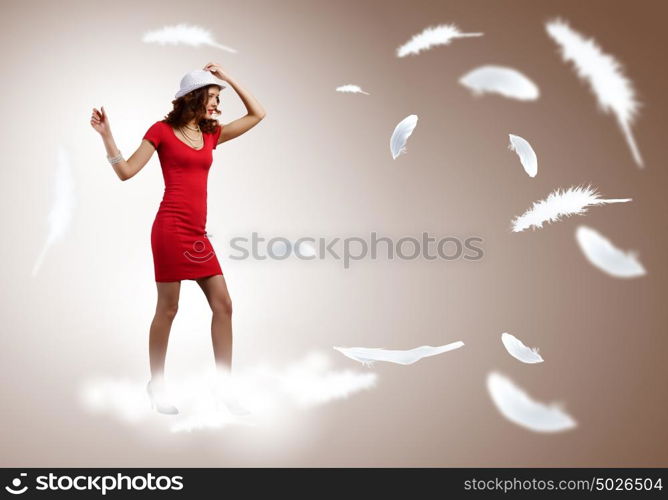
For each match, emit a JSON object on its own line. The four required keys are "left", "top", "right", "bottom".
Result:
{"left": 142, "top": 23, "right": 237, "bottom": 52}
{"left": 396, "top": 23, "right": 483, "bottom": 57}
{"left": 336, "top": 84, "right": 370, "bottom": 95}
{"left": 333, "top": 342, "right": 464, "bottom": 366}
{"left": 32, "top": 146, "right": 76, "bottom": 276}
{"left": 487, "top": 372, "right": 577, "bottom": 432}
{"left": 297, "top": 241, "right": 317, "bottom": 258}
{"left": 390, "top": 114, "right": 418, "bottom": 159}
{"left": 575, "top": 225, "right": 646, "bottom": 278}
{"left": 501, "top": 333, "right": 544, "bottom": 364}
{"left": 546, "top": 18, "right": 643, "bottom": 167}
{"left": 508, "top": 134, "right": 537, "bottom": 177}
{"left": 511, "top": 184, "right": 632, "bottom": 232}
{"left": 459, "top": 65, "right": 539, "bottom": 101}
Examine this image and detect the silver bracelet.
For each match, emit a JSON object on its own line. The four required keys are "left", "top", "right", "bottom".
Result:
{"left": 107, "top": 152, "right": 123, "bottom": 165}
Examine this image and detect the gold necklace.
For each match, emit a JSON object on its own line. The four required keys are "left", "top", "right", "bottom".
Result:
{"left": 179, "top": 126, "right": 203, "bottom": 148}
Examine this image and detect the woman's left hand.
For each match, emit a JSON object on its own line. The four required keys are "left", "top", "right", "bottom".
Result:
{"left": 203, "top": 62, "right": 230, "bottom": 82}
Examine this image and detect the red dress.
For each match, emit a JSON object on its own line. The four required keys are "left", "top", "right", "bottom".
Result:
{"left": 143, "top": 120, "right": 223, "bottom": 282}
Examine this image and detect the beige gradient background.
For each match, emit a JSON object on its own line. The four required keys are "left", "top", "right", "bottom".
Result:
{"left": 1, "top": 0, "right": 667, "bottom": 466}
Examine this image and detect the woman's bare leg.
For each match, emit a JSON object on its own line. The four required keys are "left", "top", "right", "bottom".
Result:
{"left": 196, "top": 274, "right": 233, "bottom": 377}
{"left": 149, "top": 280, "right": 182, "bottom": 383}
{"left": 197, "top": 273, "right": 250, "bottom": 414}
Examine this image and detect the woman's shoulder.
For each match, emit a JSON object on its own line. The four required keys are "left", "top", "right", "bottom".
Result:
{"left": 146, "top": 119, "right": 167, "bottom": 130}
{"left": 153, "top": 120, "right": 173, "bottom": 135}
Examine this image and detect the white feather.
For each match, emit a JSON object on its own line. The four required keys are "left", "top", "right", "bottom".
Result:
{"left": 270, "top": 240, "right": 291, "bottom": 258}
{"left": 508, "top": 134, "right": 537, "bottom": 177}
{"left": 297, "top": 241, "right": 317, "bottom": 258}
{"left": 390, "top": 114, "right": 418, "bottom": 159}
{"left": 459, "top": 65, "right": 539, "bottom": 101}
{"left": 546, "top": 18, "right": 643, "bottom": 167}
{"left": 575, "top": 225, "right": 646, "bottom": 278}
{"left": 142, "top": 23, "right": 237, "bottom": 53}
{"left": 333, "top": 341, "right": 464, "bottom": 366}
{"left": 336, "top": 84, "right": 370, "bottom": 95}
{"left": 32, "top": 146, "right": 76, "bottom": 277}
{"left": 487, "top": 372, "right": 576, "bottom": 432}
{"left": 396, "top": 23, "right": 483, "bottom": 57}
{"left": 501, "top": 333, "right": 544, "bottom": 364}
{"left": 511, "top": 184, "right": 632, "bottom": 232}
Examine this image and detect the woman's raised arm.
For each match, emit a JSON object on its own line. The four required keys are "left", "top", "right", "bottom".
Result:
{"left": 91, "top": 106, "right": 155, "bottom": 181}
{"left": 203, "top": 63, "right": 267, "bottom": 144}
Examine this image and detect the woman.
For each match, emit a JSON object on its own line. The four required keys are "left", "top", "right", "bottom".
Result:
{"left": 90, "top": 62, "right": 266, "bottom": 415}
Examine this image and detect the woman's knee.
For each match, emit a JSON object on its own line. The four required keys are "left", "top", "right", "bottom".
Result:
{"left": 157, "top": 303, "right": 179, "bottom": 319}
{"left": 213, "top": 297, "right": 232, "bottom": 316}
{"left": 155, "top": 282, "right": 181, "bottom": 320}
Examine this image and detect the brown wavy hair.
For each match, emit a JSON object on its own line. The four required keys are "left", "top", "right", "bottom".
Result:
{"left": 162, "top": 84, "right": 221, "bottom": 134}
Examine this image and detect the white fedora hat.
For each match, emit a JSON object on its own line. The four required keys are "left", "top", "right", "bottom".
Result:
{"left": 175, "top": 69, "right": 227, "bottom": 99}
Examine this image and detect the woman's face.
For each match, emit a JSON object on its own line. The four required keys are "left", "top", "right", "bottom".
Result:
{"left": 205, "top": 87, "right": 221, "bottom": 117}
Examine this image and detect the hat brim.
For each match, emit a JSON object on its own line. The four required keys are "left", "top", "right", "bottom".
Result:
{"left": 175, "top": 82, "right": 227, "bottom": 100}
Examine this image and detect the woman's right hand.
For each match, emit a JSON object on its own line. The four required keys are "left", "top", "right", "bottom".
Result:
{"left": 90, "top": 106, "right": 110, "bottom": 136}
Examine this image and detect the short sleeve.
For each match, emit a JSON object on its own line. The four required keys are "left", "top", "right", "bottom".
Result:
{"left": 212, "top": 124, "right": 223, "bottom": 150}
{"left": 143, "top": 121, "right": 163, "bottom": 150}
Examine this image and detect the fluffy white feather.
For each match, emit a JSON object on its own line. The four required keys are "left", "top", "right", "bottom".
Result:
{"left": 508, "top": 134, "right": 537, "bottom": 177}
{"left": 487, "top": 372, "right": 576, "bottom": 432}
{"left": 546, "top": 18, "right": 643, "bottom": 167}
{"left": 333, "top": 342, "right": 464, "bottom": 367}
{"left": 575, "top": 225, "right": 646, "bottom": 278}
{"left": 32, "top": 146, "right": 76, "bottom": 276}
{"left": 390, "top": 114, "right": 418, "bottom": 159}
{"left": 142, "top": 23, "right": 237, "bottom": 52}
{"left": 511, "top": 184, "right": 632, "bottom": 232}
{"left": 336, "top": 84, "right": 370, "bottom": 95}
{"left": 297, "top": 241, "right": 317, "bottom": 258}
{"left": 396, "top": 23, "right": 483, "bottom": 57}
{"left": 459, "top": 65, "right": 539, "bottom": 101}
{"left": 270, "top": 240, "right": 291, "bottom": 258}
{"left": 501, "top": 333, "right": 544, "bottom": 364}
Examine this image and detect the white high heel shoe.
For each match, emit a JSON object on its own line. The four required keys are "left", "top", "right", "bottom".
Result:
{"left": 146, "top": 380, "right": 179, "bottom": 415}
